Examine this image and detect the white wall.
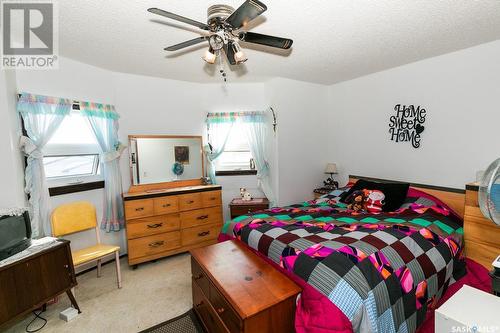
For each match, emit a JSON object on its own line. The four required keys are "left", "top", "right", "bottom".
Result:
{"left": 0, "top": 70, "right": 25, "bottom": 208}
{"left": 327, "top": 40, "right": 500, "bottom": 189}
{"left": 268, "top": 78, "right": 330, "bottom": 206}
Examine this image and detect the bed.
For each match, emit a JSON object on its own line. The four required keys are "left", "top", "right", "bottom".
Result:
{"left": 218, "top": 176, "right": 492, "bottom": 333}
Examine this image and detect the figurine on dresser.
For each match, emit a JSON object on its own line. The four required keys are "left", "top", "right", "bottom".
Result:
{"left": 240, "top": 187, "right": 252, "bottom": 201}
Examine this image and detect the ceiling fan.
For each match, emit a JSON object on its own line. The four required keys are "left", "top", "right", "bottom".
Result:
{"left": 147, "top": 0, "right": 293, "bottom": 71}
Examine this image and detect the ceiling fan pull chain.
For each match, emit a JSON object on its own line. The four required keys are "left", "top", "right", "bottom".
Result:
{"left": 217, "top": 52, "right": 227, "bottom": 83}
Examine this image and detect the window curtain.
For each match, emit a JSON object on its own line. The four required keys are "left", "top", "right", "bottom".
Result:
{"left": 206, "top": 111, "right": 276, "bottom": 206}
{"left": 17, "top": 93, "right": 73, "bottom": 237}
{"left": 243, "top": 111, "right": 276, "bottom": 207}
{"left": 81, "top": 102, "right": 125, "bottom": 232}
{"left": 204, "top": 119, "right": 233, "bottom": 184}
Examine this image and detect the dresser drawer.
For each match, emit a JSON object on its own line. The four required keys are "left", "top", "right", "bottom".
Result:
{"left": 153, "top": 196, "right": 179, "bottom": 215}
{"left": 125, "top": 199, "right": 154, "bottom": 219}
{"left": 127, "top": 214, "right": 180, "bottom": 239}
{"left": 128, "top": 231, "right": 181, "bottom": 260}
{"left": 181, "top": 207, "right": 222, "bottom": 229}
{"left": 230, "top": 205, "right": 268, "bottom": 218}
{"left": 182, "top": 224, "right": 219, "bottom": 247}
{"left": 209, "top": 282, "right": 242, "bottom": 333}
{"left": 202, "top": 190, "right": 222, "bottom": 208}
{"left": 193, "top": 280, "right": 229, "bottom": 333}
{"left": 178, "top": 193, "right": 203, "bottom": 211}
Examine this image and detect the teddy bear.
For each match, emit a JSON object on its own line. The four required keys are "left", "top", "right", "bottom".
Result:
{"left": 345, "top": 190, "right": 367, "bottom": 212}
{"left": 365, "top": 190, "right": 385, "bottom": 213}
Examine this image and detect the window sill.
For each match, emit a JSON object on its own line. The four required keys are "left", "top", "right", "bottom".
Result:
{"left": 215, "top": 170, "right": 257, "bottom": 176}
{"left": 48, "top": 180, "right": 105, "bottom": 196}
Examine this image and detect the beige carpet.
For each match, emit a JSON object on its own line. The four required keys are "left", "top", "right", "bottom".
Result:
{"left": 4, "top": 253, "right": 192, "bottom": 333}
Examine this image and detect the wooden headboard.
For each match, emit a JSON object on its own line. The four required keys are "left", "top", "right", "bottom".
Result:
{"left": 348, "top": 175, "right": 466, "bottom": 218}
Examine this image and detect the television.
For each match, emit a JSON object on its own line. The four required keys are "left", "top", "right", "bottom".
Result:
{"left": 0, "top": 211, "right": 32, "bottom": 261}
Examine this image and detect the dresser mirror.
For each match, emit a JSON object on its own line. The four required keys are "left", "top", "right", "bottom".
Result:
{"left": 129, "top": 135, "right": 204, "bottom": 186}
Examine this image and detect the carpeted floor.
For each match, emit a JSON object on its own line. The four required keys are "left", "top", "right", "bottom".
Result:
{"left": 4, "top": 253, "right": 193, "bottom": 333}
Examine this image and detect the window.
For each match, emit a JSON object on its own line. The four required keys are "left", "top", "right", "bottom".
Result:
{"left": 43, "top": 111, "right": 102, "bottom": 187}
{"left": 214, "top": 123, "right": 254, "bottom": 173}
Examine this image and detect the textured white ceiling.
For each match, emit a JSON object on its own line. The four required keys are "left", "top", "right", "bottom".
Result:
{"left": 59, "top": 0, "right": 500, "bottom": 84}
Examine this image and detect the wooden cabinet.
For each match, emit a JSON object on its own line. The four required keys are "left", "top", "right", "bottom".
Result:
{"left": 124, "top": 185, "right": 223, "bottom": 266}
{"left": 464, "top": 184, "right": 500, "bottom": 269}
{"left": 0, "top": 240, "right": 79, "bottom": 329}
{"left": 229, "top": 198, "right": 269, "bottom": 219}
{"left": 190, "top": 240, "right": 301, "bottom": 333}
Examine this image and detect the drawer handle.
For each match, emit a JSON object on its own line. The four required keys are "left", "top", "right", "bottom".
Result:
{"left": 147, "top": 223, "right": 163, "bottom": 229}
{"left": 197, "top": 215, "right": 209, "bottom": 220}
{"left": 216, "top": 307, "right": 225, "bottom": 314}
{"left": 195, "top": 300, "right": 203, "bottom": 307}
{"left": 135, "top": 207, "right": 145, "bottom": 211}
{"left": 209, "top": 197, "right": 216, "bottom": 201}
{"left": 187, "top": 200, "right": 195, "bottom": 204}
{"left": 198, "top": 231, "right": 210, "bottom": 237}
{"left": 193, "top": 273, "right": 203, "bottom": 280}
{"left": 148, "top": 241, "right": 165, "bottom": 248}
{"left": 162, "top": 204, "right": 171, "bottom": 208}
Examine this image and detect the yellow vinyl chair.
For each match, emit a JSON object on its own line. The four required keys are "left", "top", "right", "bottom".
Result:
{"left": 51, "top": 201, "right": 122, "bottom": 289}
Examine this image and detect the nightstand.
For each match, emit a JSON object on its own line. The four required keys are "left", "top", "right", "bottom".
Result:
{"left": 313, "top": 186, "right": 336, "bottom": 199}
{"left": 435, "top": 285, "right": 500, "bottom": 332}
{"left": 229, "top": 197, "right": 269, "bottom": 219}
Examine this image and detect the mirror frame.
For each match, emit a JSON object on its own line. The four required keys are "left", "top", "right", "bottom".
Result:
{"left": 128, "top": 135, "right": 205, "bottom": 193}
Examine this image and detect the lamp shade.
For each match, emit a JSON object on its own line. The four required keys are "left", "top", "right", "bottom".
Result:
{"left": 324, "top": 163, "right": 338, "bottom": 174}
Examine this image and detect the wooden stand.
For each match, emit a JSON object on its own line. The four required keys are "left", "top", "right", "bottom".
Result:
{"left": 229, "top": 198, "right": 269, "bottom": 219}
{"left": 0, "top": 240, "right": 79, "bottom": 329}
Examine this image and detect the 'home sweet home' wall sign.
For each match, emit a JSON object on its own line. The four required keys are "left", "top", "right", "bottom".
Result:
{"left": 389, "top": 104, "right": 427, "bottom": 149}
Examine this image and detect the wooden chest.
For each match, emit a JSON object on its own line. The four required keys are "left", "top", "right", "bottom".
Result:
{"left": 190, "top": 240, "right": 301, "bottom": 333}
{"left": 123, "top": 185, "right": 223, "bottom": 266}
{"left": 464, "top": 183, "right": 500, "bottom": 269}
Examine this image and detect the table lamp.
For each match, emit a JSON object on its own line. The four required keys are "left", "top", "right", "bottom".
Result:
{"left": 324, "top": 163, "right": 339, "bottom": 189}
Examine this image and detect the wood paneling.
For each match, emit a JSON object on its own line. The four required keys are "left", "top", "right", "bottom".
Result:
{"left": 190, "top": 240, "right": 301, "bottom": 333}
{"left": 464, "top": 187, "right": 500, "bottom": 269}
{"left": 124, "top": 186, "right": 223, "bottom": 266}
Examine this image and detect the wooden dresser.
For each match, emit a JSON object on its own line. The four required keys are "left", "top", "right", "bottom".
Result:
{"left": 123, "top": 185, "right": 223, "bottom": 267}
{"left": 190, "top": 240, "right": 301, "bottom": 333}
{"left": 464, "top": 183, "right": 500, "bottom": 269}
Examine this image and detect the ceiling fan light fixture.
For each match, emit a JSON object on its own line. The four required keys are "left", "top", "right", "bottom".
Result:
{"left": 232, "top": 42, "right": 247, "bottom": 64}
{"left": 202, "top": 47, "right": 216, "bottom": 64}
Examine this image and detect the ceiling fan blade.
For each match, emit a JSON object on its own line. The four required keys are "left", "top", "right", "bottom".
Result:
{"left": 164, "top": 37, "right": 207, "bottom": 51}
{"left": 224, "top": 41, "right": 237, "bottom": 65}
{"left": 239, "top": 32, "right": 293, "bottom": 49}
{"left": 225, "top": 0, "right": 267, "bottom": 29}
{"left": 148, "top": 8, "right": 209, "bottom": 31}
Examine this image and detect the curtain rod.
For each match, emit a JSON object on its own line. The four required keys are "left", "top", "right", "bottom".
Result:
{"left": 16, "top": 93, "right": 81, "bottom": 110}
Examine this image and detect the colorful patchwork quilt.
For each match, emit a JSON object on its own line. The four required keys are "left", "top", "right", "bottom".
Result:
{"left": 221, "top": 187, "right": 465, "bottom": 333}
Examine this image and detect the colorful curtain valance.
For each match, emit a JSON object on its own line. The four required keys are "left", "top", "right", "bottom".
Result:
{"left": 206, "top": 111, "right": 266, "bottom": 124}
{"left": 81, "top": 101, "right": 119, "bottom": 120}
{"left": 17, "top": 93, "right": 73, "bottom": 116}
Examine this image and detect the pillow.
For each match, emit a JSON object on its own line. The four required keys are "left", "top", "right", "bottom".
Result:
{"left": 341, "top": 179, "right": 409, "bottom": 212}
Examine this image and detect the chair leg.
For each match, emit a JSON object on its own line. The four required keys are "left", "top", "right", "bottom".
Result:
{"left": 97, "top": 259, "right": 102, "bottom": 278}
{"left": 115, "top": 251, "right": 122, "bottom": 289}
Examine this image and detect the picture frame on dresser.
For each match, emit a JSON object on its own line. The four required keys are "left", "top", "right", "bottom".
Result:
{"left": 123, "top": 135, "right": 223, "bottom": 268}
